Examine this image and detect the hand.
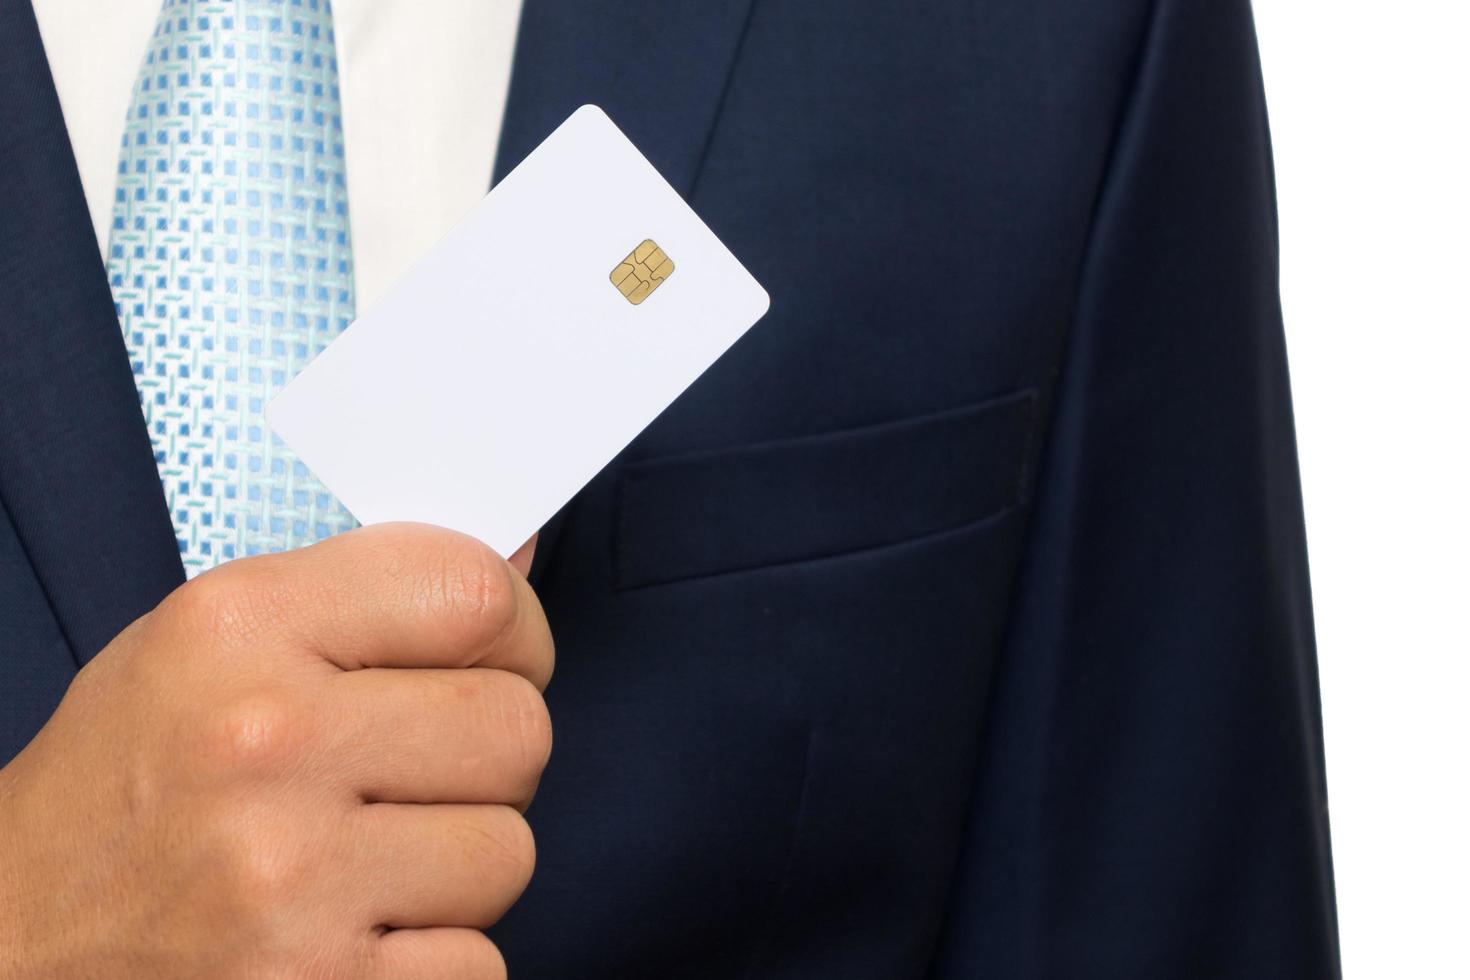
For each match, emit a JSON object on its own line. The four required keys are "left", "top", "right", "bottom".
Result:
{"left": 0, "top": 524, "right": 553, "bottom": 979}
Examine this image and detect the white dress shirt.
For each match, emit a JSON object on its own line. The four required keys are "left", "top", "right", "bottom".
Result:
{"left": 31, "top": 0, "right": 524, "bottom": 312}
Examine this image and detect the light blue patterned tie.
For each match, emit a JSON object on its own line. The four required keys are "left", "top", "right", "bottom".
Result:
{"left": 107, "top": 0, "right": 356, "bottom": 578}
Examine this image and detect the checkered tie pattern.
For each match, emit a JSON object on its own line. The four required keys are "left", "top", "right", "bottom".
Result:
{"left": 107, "top": 0, "right": 357, "bottom": 578}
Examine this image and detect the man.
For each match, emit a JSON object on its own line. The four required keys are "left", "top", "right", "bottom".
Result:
{"left": 0, "top": 0, "right": 1340, "bottom": 976}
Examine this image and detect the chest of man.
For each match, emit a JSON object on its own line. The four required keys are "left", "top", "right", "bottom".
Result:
{"left": 0, "top": 2, "right": 1143, "bottom": 975}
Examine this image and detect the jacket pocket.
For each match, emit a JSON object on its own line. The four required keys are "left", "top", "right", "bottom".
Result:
{"left": 613, "top": 388, "right": 1037, "bottom": 589}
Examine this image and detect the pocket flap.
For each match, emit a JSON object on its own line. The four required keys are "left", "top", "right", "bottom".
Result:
{"left": 614, "top": 389, "right": 1037, "bottom": 589}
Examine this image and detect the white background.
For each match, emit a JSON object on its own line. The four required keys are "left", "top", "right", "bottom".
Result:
{"left": 1254, "top": 3, "right": 1468, "bottom": 974}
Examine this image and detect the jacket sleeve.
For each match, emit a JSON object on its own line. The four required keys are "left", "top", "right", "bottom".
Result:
{"left": 928, "top": 2, "right": 1340, "bottom": 976}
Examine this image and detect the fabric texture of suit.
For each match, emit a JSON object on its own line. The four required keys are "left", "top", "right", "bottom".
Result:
{"left": 0, "top": 0, "right": 1339, "bottom": 976}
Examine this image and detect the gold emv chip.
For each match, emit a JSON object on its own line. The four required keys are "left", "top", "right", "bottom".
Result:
{"left": 610, "top": 239, "right": 675, "bottom": 305}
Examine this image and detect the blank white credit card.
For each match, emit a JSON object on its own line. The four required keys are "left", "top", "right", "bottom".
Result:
{"left": 267, "top": 105, "right": 770, "bottom": 557}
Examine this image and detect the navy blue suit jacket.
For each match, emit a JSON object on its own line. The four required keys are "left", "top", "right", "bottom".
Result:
{"left": 0, "top": 0, "right": 1338, "bottom": 976}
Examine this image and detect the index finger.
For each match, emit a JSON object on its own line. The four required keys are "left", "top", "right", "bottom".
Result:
{"left": 181, "top": 522, "right": 554, "bottom": 689}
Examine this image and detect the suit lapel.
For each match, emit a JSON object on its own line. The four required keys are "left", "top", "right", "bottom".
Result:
{"left": 492, "top": 0, "right": 757, "bottom": 587}
{"left": 0, "top": 2, "right": 184, "bottom": 665}
{"left": 493, "top": 0, "right": 757, "bottom": 192}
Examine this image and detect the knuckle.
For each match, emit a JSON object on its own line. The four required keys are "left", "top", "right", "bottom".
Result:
{"left": 529, "top": 598, "right": 556, "bottom": 689}
{"left": 188, "top": 811, "right": 346, "bottom": 979}
{"left": 464, "top": 810, "right": 537, "bottom": 894}
{"left": 164, "top": 564, "right": 274, "bottom": 646}
{"left": 425, "top": 533, "right": 519, "bottom": 656}
{"left": 217, "top": 816, "right": 309, "bottom": 924}
{"left": 483, "top": 939, "right": 509, "bottom": 980}
{"left": 166, "top": 572, "right": 233, "bottom": 629}
{"left": 197, "top": 690, "right": 313, "bottom": 776}
{"left": 259, "top": 941, "right": 357, "bottom": 980}
{"left": 499, "top": 673, "right": 553, "bottom": 788}
{"left": 292, "top": 945, "right": 358, "bottom": 980}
